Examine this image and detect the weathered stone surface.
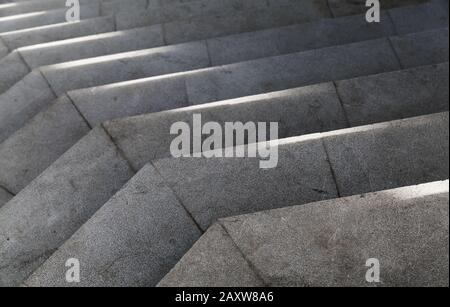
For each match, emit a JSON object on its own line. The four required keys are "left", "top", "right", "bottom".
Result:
{"left": 152, "top": 112, "right": 448, "bottom": 231}
{"left": 0, "top": 50, "right": 29, "bottom": 94}
{"left": 100, "top": 0, "right": 147, "bottom": 16}
{"left": 0, "top": 9, "right": 388, "bottom": 96}
{"left": 186, "top": 38, "right": 400, "bottom": 104}
{"left": 0, "top": 70, "right": 56, "bottom": 143}
{"left": 70, "top": 74, "right": 190, "bottom": 127}
{"left": 153, "top": 138, "right": 338, "bottom": 231}
{"left": 2, "top": 7, "right": 444, "bottom": 146}
{"left": 2, "top": 0, "right": 443, "bottom": 70}
{"left": 0, "top": 0, "right": 444, "bottom": 288}
{"left": 36, "top": 9, "right": 399, "bottom": 96}
{"left": 104, "top": 82, "right": 348, "bottom": 170}
{"left": 5, "top": 17, "right": 401, "bottom": 136}
{"left": 390, "top": 27, "right": 449, "bottom": 68}
{"left": 116, "top": 0, "right": 330, "bottom": 32}
{"left": 324, "top": 112, "right": 449, "bottom": 196}
{"left": 4, "top": 61, "right": 447, "bottom": 199}
{"left": 116, "top": 0, "right": 261, "bottom": 29}
{"left": 218, "top": 180, "right": 449, "bottom": 287}
{"left": 388, "top": 0, "right": 449, "bottom": 34}
{"left": 158, "top": 224, "right": 265, "bottom": 287}
{"left": 162, "top": 3, "right": 329, "bottom": 44}
{"left": 0, "top": 95, "right": 91, "bottom": 193}
{"left": 207, "top": 12, "right": 395, "bottom": 66}
{"left": 336, "top": 62, "right": 449, "bottom": 126}
{"left": 0, "top": 127, "right": 135, "bottom": 286}
{"left": 25, "top": 164, "right": 202, "bottom": 287}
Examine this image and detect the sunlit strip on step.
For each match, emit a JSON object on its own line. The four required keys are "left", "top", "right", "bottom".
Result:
{"left": 19, "top": 30, "right": 128, "bottom": 51}
{"left": 0, "top": 11, "right": 48, "bottom": 22}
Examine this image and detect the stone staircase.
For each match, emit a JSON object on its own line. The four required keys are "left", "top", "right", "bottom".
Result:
{"left": 0, "top": 0, "right": 448, "bottom": 287}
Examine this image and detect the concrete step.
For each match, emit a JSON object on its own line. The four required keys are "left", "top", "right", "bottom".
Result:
{"left": 158, "top": 180, "right": 449, "bottom": 287}
{"left": 21, "top": 112, "right": 449, "bottom": 287}
{"left": 0, "top": 62, "right": 447, "bottom": 196}
{"left": 0, "top": 27, "right": 447, "bottom": 185}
